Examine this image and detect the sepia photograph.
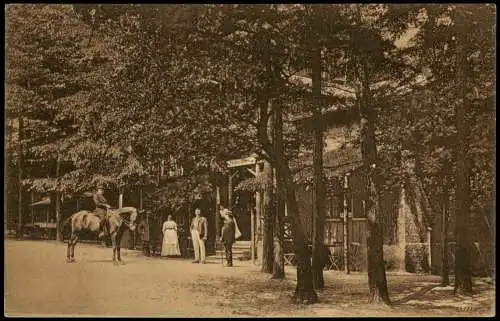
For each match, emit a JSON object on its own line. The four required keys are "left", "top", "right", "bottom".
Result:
{"left": 4, "top": 3, "right": 495, "bottom": 317}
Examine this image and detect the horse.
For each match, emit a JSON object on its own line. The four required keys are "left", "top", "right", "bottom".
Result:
{"left": 60, "top": 207, "right": 142, "bottom": 265}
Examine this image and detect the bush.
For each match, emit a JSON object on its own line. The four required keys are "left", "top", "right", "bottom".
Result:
{"left": 383, "top": 245, "right": 403, "bottom": 271}
{"left": 405, "top": 244, "right": 429, "bottom": 274}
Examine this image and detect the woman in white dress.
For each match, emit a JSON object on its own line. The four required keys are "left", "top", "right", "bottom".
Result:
{"left": 161, "top": 215, "right": 181, "bottom": 257}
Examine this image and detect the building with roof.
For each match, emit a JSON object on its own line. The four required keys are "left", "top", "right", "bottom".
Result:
{"left": 215, "top": 69, "right": 442, "bottom": 273}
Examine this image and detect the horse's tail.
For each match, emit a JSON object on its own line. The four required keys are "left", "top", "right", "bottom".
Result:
{"left": 59, "top": 215, "right": 73, "bottom": 240}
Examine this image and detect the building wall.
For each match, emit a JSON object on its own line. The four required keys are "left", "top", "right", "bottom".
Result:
{"left": 294, "top": 159, "right": 405, "bottom": 272}
{"left": 295, "top": 168, "right": 370, "bottom": 271}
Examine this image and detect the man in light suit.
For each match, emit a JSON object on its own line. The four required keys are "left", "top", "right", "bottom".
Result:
{"left": 190, "top": 208, "right": 208, "bottom": 264}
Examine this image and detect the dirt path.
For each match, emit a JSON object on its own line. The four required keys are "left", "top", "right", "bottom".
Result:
{"left": 4, "top": 240, "right": 494, "bottom": 317}
{"left": 5, "top": 240, "right": 236, "bottom": 317}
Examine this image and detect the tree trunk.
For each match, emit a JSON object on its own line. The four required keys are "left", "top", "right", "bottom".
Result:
{"left": 257, "top": 26, "right": 315, "bottom": 302}
{"left": 272, "top": 210, "right": 285, "bottom": 278}
{"left": 261, "top": 45, "right": 275, "bottom": 273}
{"left": 366, "top": 172, "right": 390, "bottom": 304}
{"left": 272, "top": 99, "right": 285, "bottom": 279}
{"left": 282, "top": 165, "right": 318, "bottom": 304}
{"left": 310, "top": 26, "right": 326, "bottom": 290}
{"left": 17, "top": 117, "right": 24, "bottom": 240}
{"left": 454, "top": 39, "right": 473, "bottom": 295}
{"left": 441, "top": 188, "right": 450, "bottom": 286}
{"left": 261, "top": 161, "right": 274, "bottom": 274}
{"left": 356, "top": 54, "right": 390, "bottom": 305}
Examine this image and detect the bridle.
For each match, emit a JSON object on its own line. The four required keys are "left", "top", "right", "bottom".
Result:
{"left": 109, "top": 209, "right": 136, "bottom": 229}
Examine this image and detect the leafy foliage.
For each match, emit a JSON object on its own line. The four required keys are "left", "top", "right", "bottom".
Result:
{"left": 6, "top": 4, "right": 128, "bottom": 193}
{"left": 378, "top": 5, "right": 495, "bottom": 214}
{"left": 6, "top": 5, "right": 494, "bottom": 276}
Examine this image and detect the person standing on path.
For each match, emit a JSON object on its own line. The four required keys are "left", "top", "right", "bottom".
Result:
{"left": 219, "top": 206, "right": 236, "bottom": 267}
{"left": 190, "top": 208, "right": 208, "bottom": 264}
{"left": 138, "top": 215, "right": 151, "bottom": 256}
{"left": 161, "top": 215, "right": 181, "bottom": 257}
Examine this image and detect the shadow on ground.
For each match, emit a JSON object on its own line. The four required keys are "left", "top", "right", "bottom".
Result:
{"left": 187, "top": 269, "right": 495, "bottom": 317}
{"left": 393, "top": 280, "right": 494, "bottom": 315}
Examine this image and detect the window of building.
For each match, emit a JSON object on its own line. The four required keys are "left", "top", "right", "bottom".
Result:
{"left": 326, "top": 194, "right": 343, "bottom": 219}
{"left": 347, "top": 172, "right": 367, "bottom": 219}
{"left": 351, "top": 198, "right": 365, "bottom": 218}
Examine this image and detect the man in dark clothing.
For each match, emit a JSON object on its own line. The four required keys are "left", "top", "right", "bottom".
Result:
{"left": 219, "top": 206, "right": 236, "bottom": 267}
{"left": 138, "top": 215, "right": 151, "bottom": 256}
{"left": 93, "top": 185, "right": 110, "bottom": 239}
{"left": 138, "top": 211, "right": 162, "bottom": 256}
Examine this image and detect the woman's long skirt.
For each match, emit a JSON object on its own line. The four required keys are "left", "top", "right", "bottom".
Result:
{"left": 161, "top": 230, "right": 181, "bottom": 256}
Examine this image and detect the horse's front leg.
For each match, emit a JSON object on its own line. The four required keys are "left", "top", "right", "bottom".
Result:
{"left": 110, "top": 232, "right": 118, "bottom": 266}
{"left": 66, "top": 235, "right": 72, "bottom": 263}
{"left": 68, "top": 234, "right": 78, "bottom": 263}
{"left": 71, "top": 234, "right": 79, "bottom": 262}
{"left": 116, "top": 230, "right": 126, "bottom": 265}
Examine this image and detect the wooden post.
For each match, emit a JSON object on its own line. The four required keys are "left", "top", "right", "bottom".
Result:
{"left": 441, "top": 189, "right": 449, "bottom": 285}
{"left": 343, "top": 174, "right": 350, "bottom": 274}
{"left": 30, "top": 191, "right": 34, "bottom": 226}
{"left": 255, "top": 162, "right": 262, "bottom": 263}
{"left": 134, "top": 186, "right": 143, "bottom": 250}
{"left": 119, "top": 187, "right": 130, "bottom": 248}
{"left": 427, "top": 227, "right": 432, "bottom": 273}
{"left": 118, "top": 188, "right": 124, "bottom": 209}
{"left": 251, "top": 162, "right": 261, "bottom": 263}
{"left": 17, "top": 117, "right": 24, "bottom": 239}
{"left": 251, "top": 207, "right": 256, "bottom": 263}
{"left": 251, "top": 163, "right": 259, "bottom": 264}
{"left": 228, "top": 174, "right": 233, "bottom": 211}
{"left": 215, "top": 185, "right": 221, "bottom": 251}
{"left": 139, "top": 187, "right": 143, "bottom": 210}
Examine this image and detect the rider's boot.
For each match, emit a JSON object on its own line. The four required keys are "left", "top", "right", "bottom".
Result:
{"left": 98, "top": 219, "right": 106, "bottom": 239}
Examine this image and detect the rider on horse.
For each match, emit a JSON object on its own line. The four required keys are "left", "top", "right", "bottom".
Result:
{"left": 93, "top": 185, "right": 111, "bottom": 239}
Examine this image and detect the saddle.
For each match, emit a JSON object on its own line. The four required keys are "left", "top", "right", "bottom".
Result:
{"left": 82, "top": 210, "right": 108, "bottom": 227}
{"left": 95, "top": 208, "right": 112, "bottom": 221}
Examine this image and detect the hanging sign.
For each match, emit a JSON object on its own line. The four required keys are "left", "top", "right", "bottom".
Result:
{"left": 227, "top": 156, "right": 256, "bottom": 168}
